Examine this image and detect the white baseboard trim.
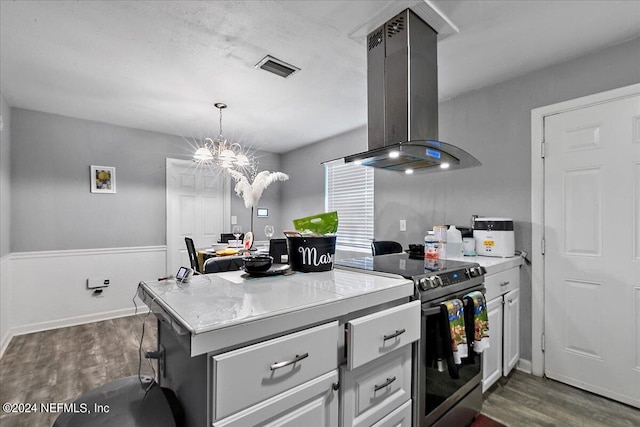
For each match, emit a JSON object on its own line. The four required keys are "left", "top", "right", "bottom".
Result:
{"left": 516, "top": 358, "right": 533, "bottom": 375}
{"left": 0, "top": 330, "right": 12, "bottom": 360}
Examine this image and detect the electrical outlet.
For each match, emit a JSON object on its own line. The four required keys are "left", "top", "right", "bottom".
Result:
{"left": 87, "top": 277, "right": 109, "bottom": 289}
{"left": 400, "top": 220, "right": 407, "bottom": 231}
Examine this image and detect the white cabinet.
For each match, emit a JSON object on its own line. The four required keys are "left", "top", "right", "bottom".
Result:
{"left": 503, "top": 287, "right": 520, "bottom": 375}
{"left": 371, "top": 399, "right": 412, "bottom": 427}
{"left": 482, "top": 265, "right": 520, "bottom": 392}
{"left": 482, "top": 296, "right": 503, "bottom": 391}
{"left": 212, "top": 321, "right": 339, "bottom": 425}
{"left": 341, "top": 300, "right": 420, "bottom": 427}
{"left": 213, "top": 371, "right": 338, "bottom": 427}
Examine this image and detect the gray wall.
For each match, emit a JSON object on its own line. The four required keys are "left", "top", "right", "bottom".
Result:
{"left": 1, "top": 91, "right": 12, "bottom": 343}
{"left": 280, "top": 36, "right": 640, "bottom": 362}
{"left": 10, "top": 109, "right": 187, "bottom": 251}
{"left": 280, "top": 126, "right": 367, "bottom": 231}
{"left": 1, "top": 92, "right": 10, "bottom": 258}
{"left": 10, "top": 109, "right": 282, "bottom": 252}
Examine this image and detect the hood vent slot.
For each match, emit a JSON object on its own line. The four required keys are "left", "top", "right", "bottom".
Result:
{"left": 368, "top": 29, "right": 384, "bottom": 51}
{"left": 255, "top": 55, "right": 300, "bottom": 79}
{"left": 386, "top": 15, "right": 405, "bottom": 37}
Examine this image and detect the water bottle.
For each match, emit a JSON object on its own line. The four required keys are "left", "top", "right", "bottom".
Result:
{"left": 446, "top": 225, "right": 463, "bottom": 258}
{"left": 424, "top": 231, "right": 439, "bottom": 259}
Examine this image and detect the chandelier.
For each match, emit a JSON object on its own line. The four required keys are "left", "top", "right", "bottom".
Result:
{"left": 193, "top": 103, "right": 252, "bottom": 169}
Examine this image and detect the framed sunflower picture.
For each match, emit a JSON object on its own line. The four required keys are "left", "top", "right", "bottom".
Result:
{"left": 90, "top": 165, "right": 116, "bottom": 194}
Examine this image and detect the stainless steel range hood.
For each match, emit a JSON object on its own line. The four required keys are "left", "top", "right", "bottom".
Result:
{"left": 344, "top": 9, "right": 480, "bottom": 173}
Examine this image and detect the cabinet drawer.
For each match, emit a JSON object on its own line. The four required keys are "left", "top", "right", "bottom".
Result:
{"left": 347, "top": 301, "right": 420, "bottom": 370}
{"left": 212, "top": 321, "right": 338, "bottom": 420}
{"left": 484, "top": 266, "right": 519, "bottom": 301}
{"left": 341, "top": 345, "right": 412, "bottom": 427}
{"left": 371, "top": 399, "right": 412, "bottom": 427}
{"left": 213, "top": 370, "right": 338, "bottom": 427}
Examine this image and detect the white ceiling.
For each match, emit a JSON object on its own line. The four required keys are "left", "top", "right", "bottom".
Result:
{"left": 1, "top": 0, "right": 639, "bottom": 153}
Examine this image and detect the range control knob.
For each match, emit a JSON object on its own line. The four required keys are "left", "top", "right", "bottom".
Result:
{"left": 426, "top": 276, "right": 442, "bottom": 288}
{"left": 418, "top": 277, "right": 430, "bottom": 291}
{"left": 467, "top": 266, "right": 487, "bottom": 277}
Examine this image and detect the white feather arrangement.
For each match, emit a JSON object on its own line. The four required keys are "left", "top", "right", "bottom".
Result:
{"left": 228, "top": 169, "right": 289, "bottom": 208}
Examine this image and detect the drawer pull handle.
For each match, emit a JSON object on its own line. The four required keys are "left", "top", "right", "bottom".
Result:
{"left": 500, "top": 281, "right": 510, "bottom": 286}
{"left": 270, "top": 352, "right": 309, "bottom": 371}
{"left": 374, "top": 376, "right": 397, "bottom": 392}
{"left": 383, "top": 329, "right": 406, "bottom": 341}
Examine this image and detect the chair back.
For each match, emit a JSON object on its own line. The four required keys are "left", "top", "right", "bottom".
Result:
{"left": 203, "top": 256, "right": 244, "bottom": 273}
{"left": 219, "top": 233, "right": 244, "bottom": 243}
{"left": 269, "top": 238, "right": 288, "bottom": 264}
{"left": 371, "top": 240, "right": 403, "bottom": 256}
{"left": 185, "top": 237, "right": 199, "bottom": 272}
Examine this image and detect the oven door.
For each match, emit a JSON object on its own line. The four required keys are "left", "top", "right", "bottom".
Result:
{"left": 419, "top": 285, "right": 484, "bottom": 426}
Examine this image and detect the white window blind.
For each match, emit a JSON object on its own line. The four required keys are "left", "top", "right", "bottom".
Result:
{"left": 325, "top": 161, "right": 374, "bottom": 250}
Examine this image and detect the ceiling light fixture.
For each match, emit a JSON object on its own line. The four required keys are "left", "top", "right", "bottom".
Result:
{"left": 193, "top": 103, "right": 254, "bottom": 170}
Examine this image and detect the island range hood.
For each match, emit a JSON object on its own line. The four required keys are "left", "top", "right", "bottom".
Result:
{"left": 344, "top": 9, "right": 480, "bottom": 173}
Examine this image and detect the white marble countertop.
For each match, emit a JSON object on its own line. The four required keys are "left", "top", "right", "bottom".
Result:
{"left": 444, "top": 254, "right": 524, "bottom": 275}
{"left": 139, "top": 268, "right": 414, "bottom": 356}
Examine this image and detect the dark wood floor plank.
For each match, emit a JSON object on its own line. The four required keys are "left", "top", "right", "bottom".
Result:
{"left": 482, "top": 370, "right": 640, "bottom": 427}
{"left": 2, "top": 315, "right": 638, "bottom": 427}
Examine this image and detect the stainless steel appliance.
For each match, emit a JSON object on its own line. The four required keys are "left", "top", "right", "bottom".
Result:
{"left": 335, "top": 254, "right": 486, "bottom": 426}
{"left": 336, "top": 9, "right": 481, "bottom": 173}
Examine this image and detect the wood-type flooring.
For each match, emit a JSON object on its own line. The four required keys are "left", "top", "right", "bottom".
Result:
{"left": 1, "top": 315, "right": 638, "bottom": 426}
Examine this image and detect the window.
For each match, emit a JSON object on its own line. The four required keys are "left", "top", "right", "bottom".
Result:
{"left": 325, "top": 160, "right": 374, "bottom": 251}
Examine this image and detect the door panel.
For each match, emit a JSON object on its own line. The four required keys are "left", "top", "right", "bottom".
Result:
{"left": 166, "top": 158, "right": 230, "bottom": 274}
{"left": 544, "top": 94, "right": 640, "bottom": 408}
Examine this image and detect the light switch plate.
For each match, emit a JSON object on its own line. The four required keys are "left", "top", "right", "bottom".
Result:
{"left": 400, "top": 220, "right": 407, "bottom": 231}
{"left": 231, "top": 215, "right": 238, "bottom": 225}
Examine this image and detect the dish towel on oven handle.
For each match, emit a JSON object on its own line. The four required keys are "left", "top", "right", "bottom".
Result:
{"left": 464, "top": 291, "right": 490, "bottom": 353}
{"left": 441, "top": 299, "right": 468, "bottom": 365}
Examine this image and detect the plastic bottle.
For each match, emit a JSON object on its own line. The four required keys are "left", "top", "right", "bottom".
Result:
{"left": 446, "top": 225, "right": 463, "bottom": 258}
{"left": 424, "top": 231, "right": 439, "bottom": 259}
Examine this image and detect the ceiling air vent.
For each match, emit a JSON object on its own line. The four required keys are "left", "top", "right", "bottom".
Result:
{"left": 255, "top": 55, "right": 300, "bottom": 78}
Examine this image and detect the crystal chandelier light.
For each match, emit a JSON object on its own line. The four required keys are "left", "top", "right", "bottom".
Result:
{"left": 194, "top": 103, "right": 252, "bottom": 169}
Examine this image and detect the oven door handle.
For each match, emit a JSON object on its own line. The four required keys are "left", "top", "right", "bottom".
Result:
{"left": 422, "top": 306, "right": 442, "bottom": 316}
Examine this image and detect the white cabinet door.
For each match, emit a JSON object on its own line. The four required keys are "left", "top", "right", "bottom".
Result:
{"left": 370, "top": 399, "right": 412, "bottom": 427}
{"left": 503, "top": 288, "right": 520, "bottom": 376}
{"left": 482, "top": 296, "right": 503, "bottom": 392}
{"left": 213, "top": 371, "right": 338, "bottom": 427}
{"left": 341, "top": 345, "right": 412, "bottom": 427}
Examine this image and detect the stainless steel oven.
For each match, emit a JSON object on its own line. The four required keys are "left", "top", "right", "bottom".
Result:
{"left": 336, "top": 254, "right": 486, "bottom": 426}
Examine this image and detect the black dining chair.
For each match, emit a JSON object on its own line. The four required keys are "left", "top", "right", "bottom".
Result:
{"left": 371, "top": 240, "right": 403, "bottom": 256}
{"left": 184, "top": 237, "right": 199, "bottom": 272}
{"left": 219, "top": 233, "right": 244, "bottom": 243}
{"left": 202, "top": 256, "right": 244, "bottom": 273}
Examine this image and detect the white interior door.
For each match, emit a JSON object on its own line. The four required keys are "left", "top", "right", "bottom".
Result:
{"left": 166, "top": 158, "right": 230, "bottom": 274}
{"left": 543, "top": 94, "right": 640, "bottom": 407}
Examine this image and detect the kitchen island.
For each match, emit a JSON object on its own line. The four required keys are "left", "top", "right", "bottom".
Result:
{"left": 138, "top": 268, "right": 418, "bottom": 427}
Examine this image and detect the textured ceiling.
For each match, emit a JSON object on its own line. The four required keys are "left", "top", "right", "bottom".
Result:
{"left": 1, "top": 0, "right": 639, "bottom": 153}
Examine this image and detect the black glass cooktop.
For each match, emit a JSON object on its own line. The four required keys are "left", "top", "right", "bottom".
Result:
{"left": 335, "top": 253, "right": 477, "bottom": 279}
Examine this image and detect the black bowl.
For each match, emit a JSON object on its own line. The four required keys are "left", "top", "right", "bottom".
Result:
{"left": 243, "top": 255, "right": 273, "bottom": 273}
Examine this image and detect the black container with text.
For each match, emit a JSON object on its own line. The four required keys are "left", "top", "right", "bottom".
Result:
{"left": 286, "top": 236, "right": 336, "bottom": 272}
